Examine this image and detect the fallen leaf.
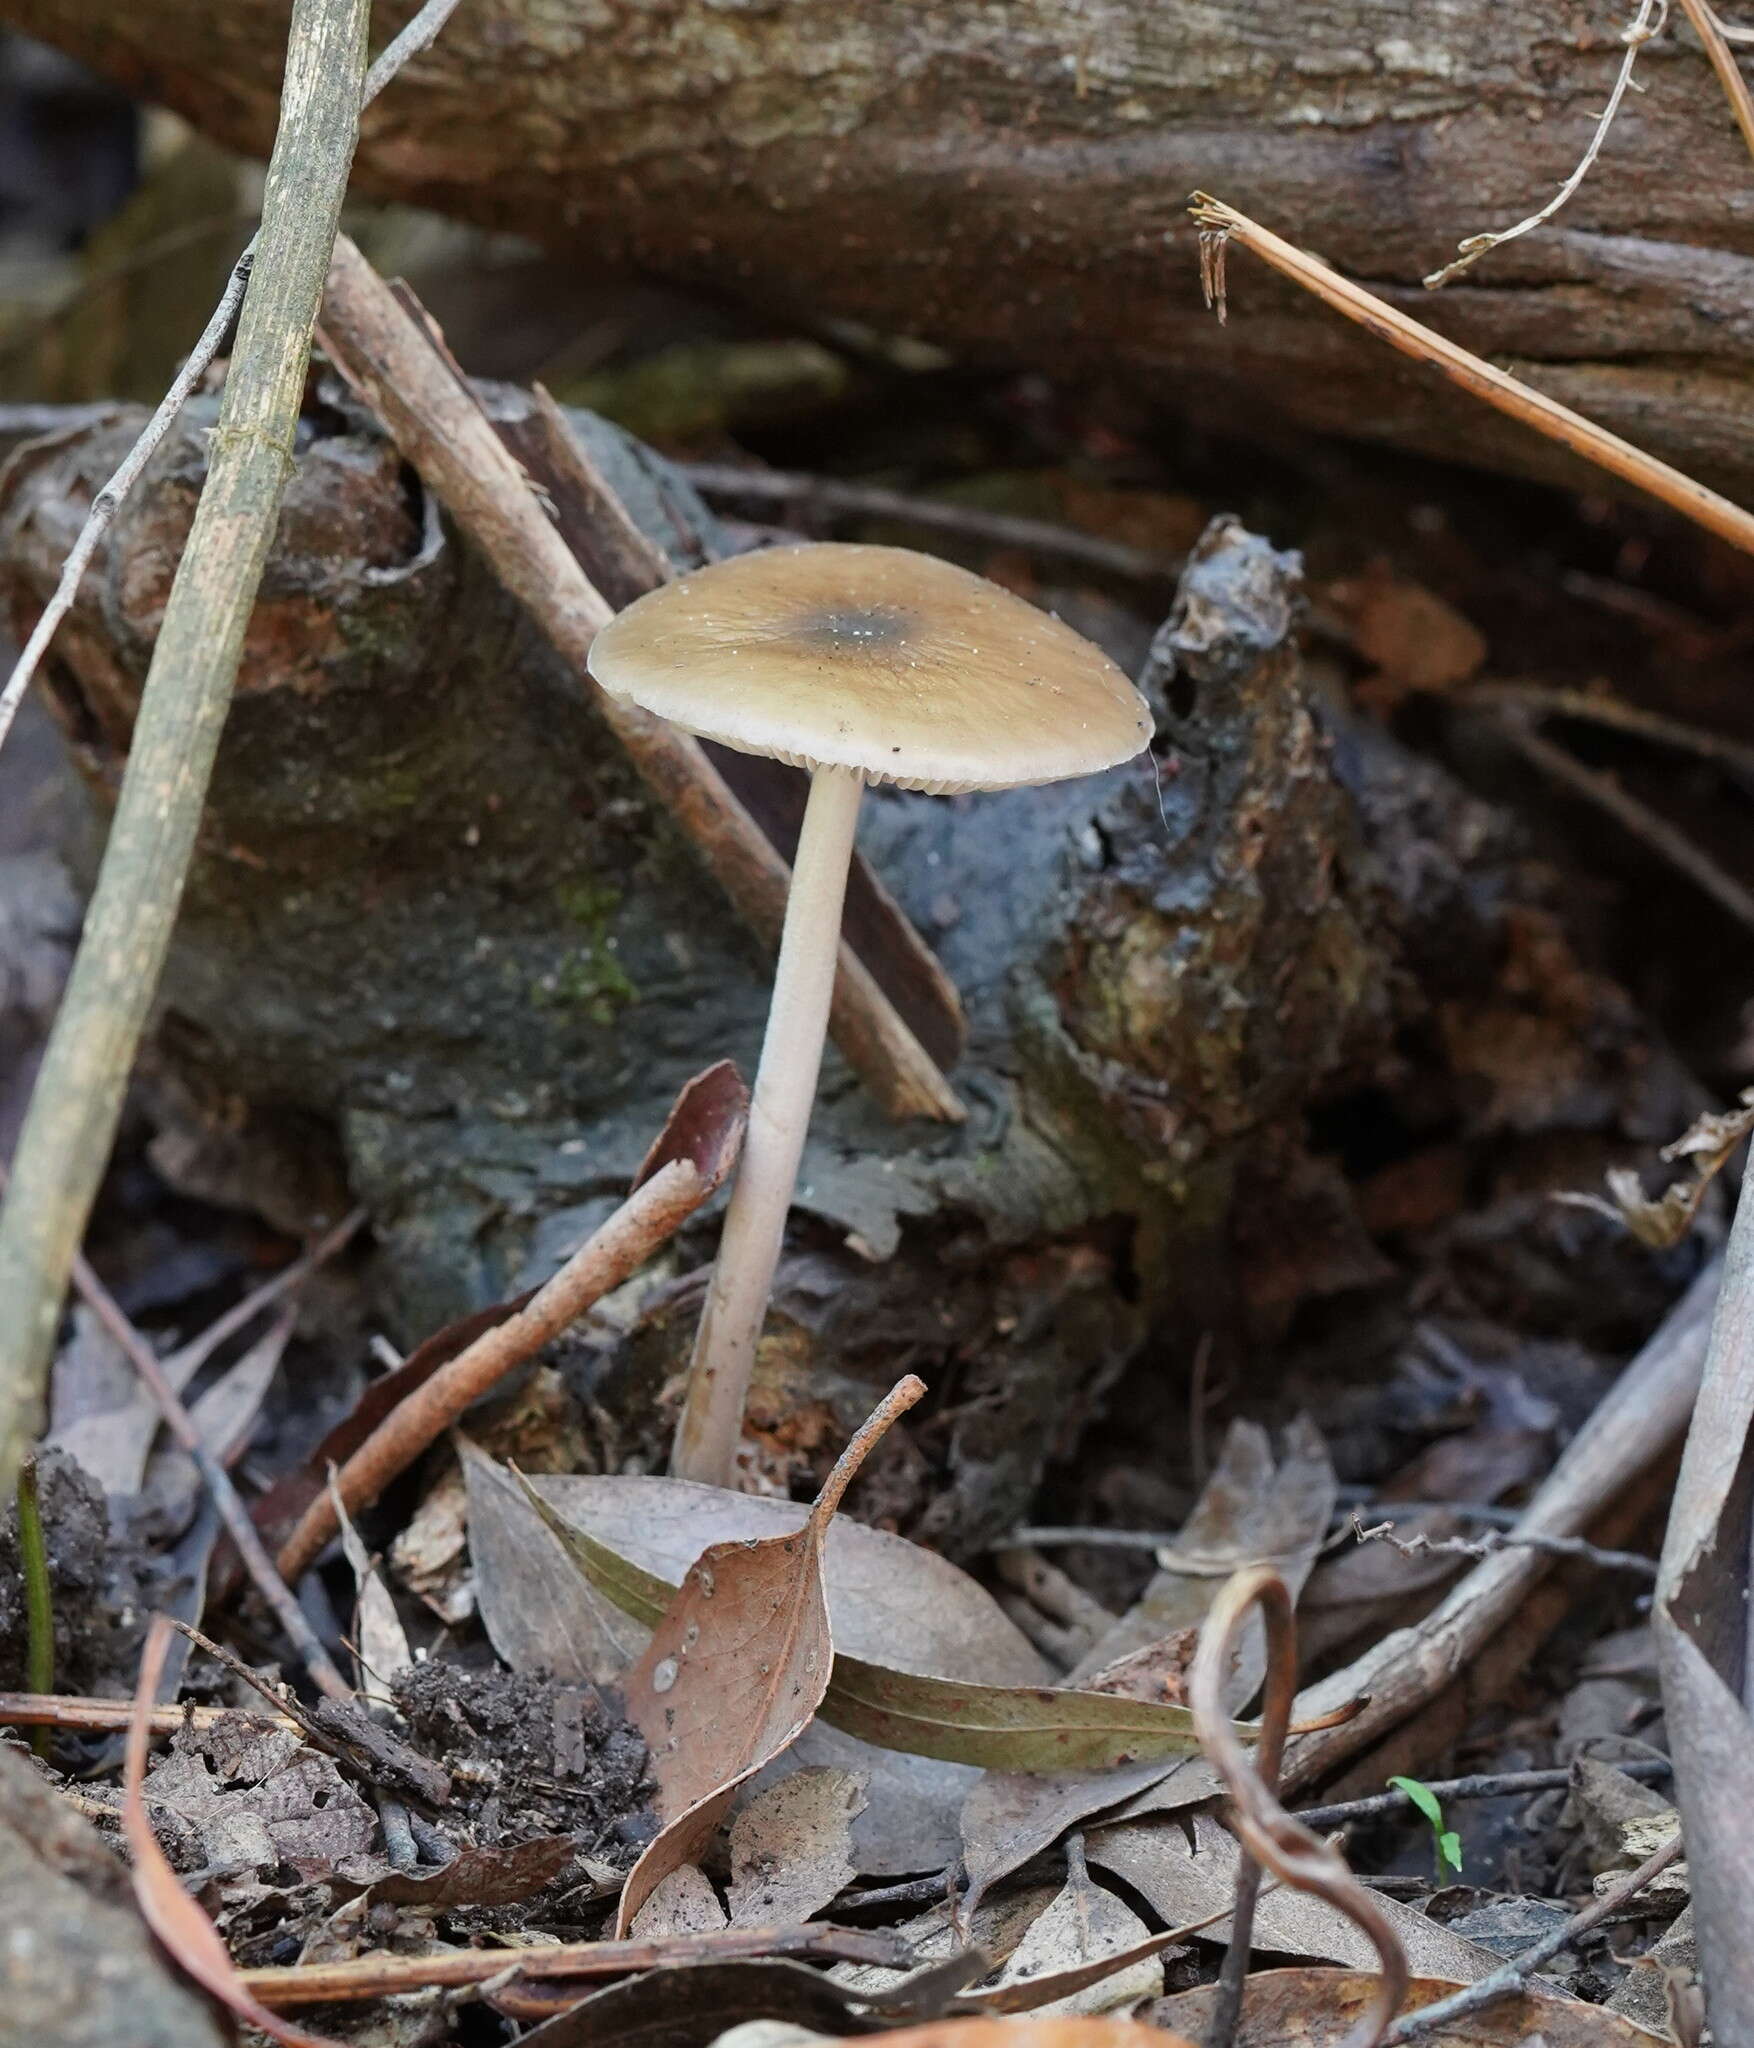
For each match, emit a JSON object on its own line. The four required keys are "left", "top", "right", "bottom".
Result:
{"left": 608, "top": 1378, "right": 925, "bottom": 1933}
{"left": 957, "top": 1421, "right": 1331, "bottom": 1917}
{"left": 1088, "top": 1814, "right": 1503, "bottom": 1985}
{"left": 463, "top": 1433, "right": 643, "bottom": 1683}
{"left": 144, "top": 1719, "right": 377, "bottom": 1880}
{"left": 728, "top": 1768, "right": 867, "bottom": 1927}
{"left": 124, "top": 1616, "right": 347, "bottom": 2048}
{"left": 781, "top": 2020, "right": 1198, "bottom": 2048}
{"left": 631, "top": 1861, "right": 729, "bottom": 1938}
{"left": 525, "top": 1477, "right": 1240, "bottom": 1773}
{"left": 329, "top": 1472, "right": 411, "bottom": 1713}
{"left": 520, "top": 1470, "right": 1048, "bottom": 1683}
{"left": 1071, "top": 1418, "right": 1335, "bottom": 1689}
{"left": 388, "top": 1456, "right": 472, "bottom": 1623}
{"left": 982, "top": 1862, "right": 1164, "bottom": 2017}
{"left": 762, "top": 1721, "right": 978, "bottom": 1876}
{"left": 512, "top": 1956, "right": 906, "bottom": 2048}
{"left": 366, "top": 1835, "right": 575, "bottom": 1909}
{"left": 1153, "top": 1965, "right": 1664, "bottom": 2043}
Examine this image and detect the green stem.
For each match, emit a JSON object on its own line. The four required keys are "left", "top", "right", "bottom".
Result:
{"left": 15, "top": 1455, "right": 52, "bottom": 1756}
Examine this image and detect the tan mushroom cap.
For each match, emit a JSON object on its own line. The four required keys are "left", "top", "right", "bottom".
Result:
{"left": 586, "top": 542, "right": 1153, "bottom": 794}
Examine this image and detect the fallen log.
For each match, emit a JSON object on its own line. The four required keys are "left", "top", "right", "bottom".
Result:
{"left": 8, "top": 0, "right": 1754, "bottom": 496}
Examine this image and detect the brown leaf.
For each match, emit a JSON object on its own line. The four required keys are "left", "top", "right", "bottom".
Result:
{"left": 1154, "top": 1965, "right": 1663, "bottom": 2043}
{"left": 727, "top": 1767, "right": 867, "bottom": 1927}
{"left": 366, "top": 1835, "right": 576, "bottom": 1909}
{"left": 633, "top": 1057, "right": 749, "bottom": 1191}
{"left": 958, "top": 1421, "right": 1332, "bottom": 1919}
{"left": 613, "top": 1377, "right": 924, "bottom": 1934}
{"left": 124, "top": 1615, "right": 347, "bottom": 2048}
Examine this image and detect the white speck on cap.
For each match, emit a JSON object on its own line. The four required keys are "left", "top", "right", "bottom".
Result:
{"left": 585, "top": 542, "right": 1154, "bottom": 793}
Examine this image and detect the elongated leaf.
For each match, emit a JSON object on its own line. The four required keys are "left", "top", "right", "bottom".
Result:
{"left": 605, "top": 1380, "right": 923, "bottom": 1934}
{"left": 520, "top": 1473, "right": 1250, "bottom": 1773}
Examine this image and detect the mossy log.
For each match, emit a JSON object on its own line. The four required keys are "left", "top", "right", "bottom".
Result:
{"left": 7, "top": 1, "right": 1754, "bottom": 496}
{"left": 0, "top": 394, "right": 1697, "bottom": 1547}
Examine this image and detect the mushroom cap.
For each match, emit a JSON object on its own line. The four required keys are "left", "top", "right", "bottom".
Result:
{"left": 585, "top": 542, "right": 1153, "bottom": 793}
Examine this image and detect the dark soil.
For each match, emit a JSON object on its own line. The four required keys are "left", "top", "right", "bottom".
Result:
{"left": 0, "top": 1446, "right": 141, "bottom": 1693}
{"left": 391, "top": 1660, "right": 656, "bottom": 1854}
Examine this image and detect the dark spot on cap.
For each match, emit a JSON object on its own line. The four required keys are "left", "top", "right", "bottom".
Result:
{"left": 800, "top": 604, "right": 913, "bottom": 652}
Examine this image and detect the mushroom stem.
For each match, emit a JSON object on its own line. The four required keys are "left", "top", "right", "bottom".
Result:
{"left": 674, "top": 762, "right": 866, "bottom": 1485}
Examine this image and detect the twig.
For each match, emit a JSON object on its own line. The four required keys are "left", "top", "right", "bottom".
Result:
{"left": 1186, "top": 195, "right": 1754, "bottom": 562}
{"left": 1423, "top": 1, "right": 1669, "bottom": 288}
{"left": 678, "top": 462, "right": 1181, "bottom": 582}
{"left": 1675, "top": 0, "right": 1754, "bottom": 164}
{"left": 1003, "top": 1500, "right": 1526, "bottom": 1550}
{"left": 61, "top": 1221, "right": 351, "bottom": 1699}
{"left": 1382, "top": 1835, "right": 1684, "bottom": 2043}
{"left": 1193, "top": 1566, "right": 1408, "bottom": 2048}
{"left": 1490, "top": 709, "right": 1754, "bottom": 936}
{"left": 14, "top": 1455, "right": 52, "bottom": 1756}
{"left": 1294, "top": 1759, "right": 1673, "bottom": 1833}
{"left": 1282, "top": 1257, "right": 1720, "bottom": 1791}
{"left": 241, "top": 1924, "right": 917, "bottom": 2007}
{"left": 0, "top": 1691, "right": 295, "bottom": 1734}
{"left": 274, "top": 1157, "right": 720, "bottom": 1582}
{"left": 315, "top": 239, "right": 963, "bottom": 1124}
{"left": 0, "top": 0, "right": 398, "bottom": 1506}
{"left": 1351, "top": 1513, "right": 1659, "bottom": 1580}
{"left": 1474, "top": 681, "right": 1754, "bottom": 782}
{"left": 0, "top": 0, "right": 460, "bottom": 761}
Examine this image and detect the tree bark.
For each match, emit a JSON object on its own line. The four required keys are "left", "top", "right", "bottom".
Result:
{"left": 7, "top": 1, "right": 1754, "bottom": 497}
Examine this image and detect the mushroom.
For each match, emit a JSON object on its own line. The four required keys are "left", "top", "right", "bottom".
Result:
{"left": 587, "top": 541, "right": 1153, "bottom": 1486}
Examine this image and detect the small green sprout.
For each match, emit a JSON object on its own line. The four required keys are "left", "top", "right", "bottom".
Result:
{"left": 1389, "top": 1775, "right": 1463, "bottom": 1881}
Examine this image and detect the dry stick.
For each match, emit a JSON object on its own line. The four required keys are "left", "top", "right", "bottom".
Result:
{"left": 0, "top": 1691, "right": 295, "bottom": 1734}
{"left": 1293, "top": 1759, "right": 1673, "bottom": 1834}
{"left": 241, "top": 1926, "right": 916, "bottom": 2008}
{"left": 275, "top": 1157, "right": 708, "bottom": 1583}
{"left": 678, "top": 462, "right": 1181, "bottom": 583}
{"left": 1423, "top": 0, "right": 1668, "bottom": 289}
{"left": 315, "top": 237, "right": 961, "bottom": 1127}
{"left": 1676, "top": 0, "right": 1754, "bottom": 164}
{"left": 1476, "top": 681, "right": 1754, "bottom": 781}
{"left": 1282, "top": 1255, "right": 1721, "bottom": 1792}
{"left": 0, "top": 0, "right": 460, "bottom": 761}
{"left": 51, "top": 1197, "right": 353, "bottom": 1700}
{"left": 1351, "top": 1513, "right": 1660, "bottom": 1580}
{"left": 1382, "top": 1835, "right": 1684, "bottom": 2045}
{"left": 1493, "top": 710, "right": 1754, "bottom": 936}
{"left": 0, "top": 0, "right": 380, "bottom": 1506}
{"left": 1187, "top": 195, "right": 1754, "bottom": 563}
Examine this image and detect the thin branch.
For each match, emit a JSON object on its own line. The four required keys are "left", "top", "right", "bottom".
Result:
{"left": 1382, "top": 1836, "right": 1684, "bottom": 2043}
{"left": 1475, "top": 680, "right": 1754, "bottom": 782}
{"left": 274, "top": 1158, "right": 716, "bottom": 1582}
{"left": 1351, "top": 1512, "right": 1659, "bottom": 1580}
{"left": 0, "top": 1691, "right": 294, "bottom": 1734}
{"left": 58, "top": 1208, "right": 353, "bottom": 1699}
{"left": 1186, "top": 195, "right": 1754, "bottom": 562}
{"left": 1491, "top": 709, "right": 1754, "bottom": 935}
{"left": 0, "top": 0, "right": 381, "bottom": 1507}
{"left": 1423, "top": 1, "right": 1669, "bottom": 289}
{"left": 0, "top": 0, "right": 460, "bottom": 759}
{"left": 678, "top": 461, "right": 1182, "bottom": 582}
{"left": 0, "top": 0, "right": 459, "bottom": 1501}
{"left": 1293, "top": 1758, "right": 1673, "bottom": 1833}
{"left": 241, "top": 1925, "right": 918, "bottom": 2008}
{"left": 1675, "top": 0, "right": 1754, "bottom": 165}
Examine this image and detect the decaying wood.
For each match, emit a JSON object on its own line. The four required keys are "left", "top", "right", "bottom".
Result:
{"left": 316, "top": 235, "right": 965, "bottom": 1124}
{"left": 13, "top": 1, "right": 1754, "bottom": 497}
